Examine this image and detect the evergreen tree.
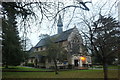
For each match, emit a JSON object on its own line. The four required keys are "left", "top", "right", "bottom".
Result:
{"left": 2, "top": 2, "right": 24, "bottom": 67}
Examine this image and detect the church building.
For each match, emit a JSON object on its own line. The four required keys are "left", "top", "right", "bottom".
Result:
{"left": 28, "top": 15, "right": 92, "bottom": 69}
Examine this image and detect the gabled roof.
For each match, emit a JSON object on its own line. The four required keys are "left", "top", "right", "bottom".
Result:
{"left": 29, "top": 47, "right": 35, "bottom": 52}
{"left": 35, "top": 27, "right": 75, "bottom": 48}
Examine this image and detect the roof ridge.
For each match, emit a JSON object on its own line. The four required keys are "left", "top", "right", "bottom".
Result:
{"left": 34, "top": 27, "right": 75, "bottom": 48}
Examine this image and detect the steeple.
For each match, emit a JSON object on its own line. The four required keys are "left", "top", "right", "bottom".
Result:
{"left": 57, "top": 15, "right": 63, "bottom": 34}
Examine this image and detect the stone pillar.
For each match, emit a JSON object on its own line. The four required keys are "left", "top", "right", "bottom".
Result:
{"left": 79, "top": 59, "right": 83, "bottom": 67}
{"left": 71, "top": 57, "right": 74, "bottom": 65}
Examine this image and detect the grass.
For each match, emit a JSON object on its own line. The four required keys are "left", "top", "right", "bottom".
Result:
{"left": 108, "top": 65, "right": 119, "bottom": 69}
{"left": 2, "top": 70, "right": 118, "bottom": 78}
{"left": 2, "top": 66, "right": 119, "bottom": 78}
{"left": 2, "top": 66, "right": 52, "bottom": 71}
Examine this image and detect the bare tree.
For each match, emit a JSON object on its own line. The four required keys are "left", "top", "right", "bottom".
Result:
{"left": 75, "top": 0, "right": 119, "bottom": 80}
{"left": 46, "top": 37, "right": 67, "bottom": 74}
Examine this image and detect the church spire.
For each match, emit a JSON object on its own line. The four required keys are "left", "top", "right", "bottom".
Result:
{"left": 57, "top": 15, "right": 63, "bottom": 33}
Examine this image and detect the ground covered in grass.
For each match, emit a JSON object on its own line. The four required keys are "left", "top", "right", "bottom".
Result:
{"left": 2, "top": 66, "right": 52, "bottom": 72}
{"left": 2, "top": 66, "right": 119, "bottom": 79}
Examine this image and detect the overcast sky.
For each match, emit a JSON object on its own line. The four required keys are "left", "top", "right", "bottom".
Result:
{"left": 17, "top": 0, "right": 119, "bottom": 50}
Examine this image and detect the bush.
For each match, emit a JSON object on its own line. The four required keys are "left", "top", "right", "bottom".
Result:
{"left": 68, "top": 64, "right": 74, "bottom": 69}
{"left": 59, "top": 66, "right": 65, "bottom": 69}
{"left": 25, "top": 63, "right": 34, "bottom": 67}
{"left": 49, "top": 66, "right": 55, "bottom": 69}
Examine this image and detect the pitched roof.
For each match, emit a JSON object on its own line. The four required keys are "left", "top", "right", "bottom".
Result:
{"left": 35, "top": 28, "right": 75, "bottom": 48}
{"left": 29, "top": 47, "right": 35, "bottom": 52}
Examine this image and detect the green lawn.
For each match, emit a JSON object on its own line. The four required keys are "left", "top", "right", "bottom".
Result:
{"left": 108, "top": 65, "right": 119, "bottom": 69}
{"left": 2, "top": 66, "right": 119, "bottom": 78}
{"left": 2, "top": 66, "right": 52, "bottom": 71}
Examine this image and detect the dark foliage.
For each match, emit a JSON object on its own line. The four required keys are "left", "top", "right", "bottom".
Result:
{"left": 91, "top": 15, "right": 120, "bottom": 80}
{"left": 2, "top": 2, "right": 26, "bottom": 67}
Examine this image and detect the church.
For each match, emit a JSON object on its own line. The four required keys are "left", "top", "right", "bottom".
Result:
{"left": 28, "top": 15, "right": 92, "bottom": 69}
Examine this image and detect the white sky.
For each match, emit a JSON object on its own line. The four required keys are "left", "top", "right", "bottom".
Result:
{"left": 17, "top": 0, "right": 119, "bottom": 50}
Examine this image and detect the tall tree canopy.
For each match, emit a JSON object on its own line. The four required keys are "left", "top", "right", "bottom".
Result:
{"left": 2, "top": 18, "right": 24, "bottom": 67}
{"left": 92, "top": 15, "right": 120, "bottom": 64}
{"left": 91, "top": 15, "right": 120, "bottom": 80}
{"left": 2, "top": 2, "right": 25, "bottom": 67}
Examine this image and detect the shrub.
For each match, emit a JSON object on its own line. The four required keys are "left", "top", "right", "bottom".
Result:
{"left": 25, "top": 63, "right": 34, "bottom": 67}
{"left": 68, "top": 64, "right": 74, "bottom": 69}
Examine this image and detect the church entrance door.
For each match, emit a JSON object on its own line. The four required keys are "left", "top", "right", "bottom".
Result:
{"left": 74, "top": 60, "right": 78, "bottom": 67}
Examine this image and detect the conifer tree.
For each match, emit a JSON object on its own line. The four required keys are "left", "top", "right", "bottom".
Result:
{"left": 2, "top": 2, "right": 24, "bottom": 67}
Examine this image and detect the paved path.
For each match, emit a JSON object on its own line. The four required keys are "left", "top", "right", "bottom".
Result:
{"left": 19, "top": 66, "right": 35, "bottom": 68}
{"left": 89, "top": 68, "right": 120, "bottom": 70}
{"left": 20, "top": 66, "right": 120, "bottom": 70}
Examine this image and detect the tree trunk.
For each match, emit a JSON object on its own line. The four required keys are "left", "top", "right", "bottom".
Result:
{"left": 54, "top": 60, "right": 58, "bottom": 74}
{"left": 35, "top": 59, "right": 38, "bottom": 68}
{"left": 103, "top": 59, "right": 108, "bottom": 80}
{"left": 5, "top": 62, "right": 8, "bottom": 68}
